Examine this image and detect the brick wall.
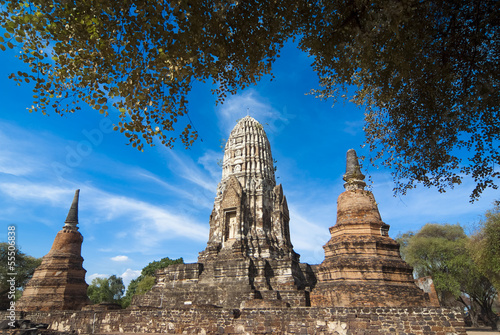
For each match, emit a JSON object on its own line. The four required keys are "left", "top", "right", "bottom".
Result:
{"left": 2, "top": 306, "right": 466, "bottom": 334}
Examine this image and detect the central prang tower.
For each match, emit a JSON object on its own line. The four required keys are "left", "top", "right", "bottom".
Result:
{"left": 133, "top": 116, "right": 314, "bottom": 309}
{"left": 199, "top": 115, "right": 295, "bottom": 261}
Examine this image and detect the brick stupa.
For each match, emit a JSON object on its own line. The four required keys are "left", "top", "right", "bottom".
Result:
{"left": 17, "top": 190, "right": 90, "bottom": 311}
{"left": 133, "top": 116, "right": 315, "bottom": 309}
{"left": 310, "top": 149, "right": 434, "bottom": 307}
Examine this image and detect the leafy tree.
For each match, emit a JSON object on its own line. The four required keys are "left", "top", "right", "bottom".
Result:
{"left": 140, "top": 256, "right": 184, "bottom": 277}
{"left": 135, "top": 275, "right": 156, "bottom": 295}
{"left": 301, "top": 0, "right": 500, "bottom": 201}
{"left": 0, "top": 243, "right": 41, "bottom": 309}
{"left": 87, "top": 275, "right": 125, "bottom": 305}
{"left": 0, "top": 0, "right": 498, "bottom": 200}
{"left": 121, "top": 256, "right": 183, "bottom": 308}
{"left": 469, "top": 201, "right": 500, "bottom": 292}
{"left": 397, "top": 224, "right": 498, "bottom": 329}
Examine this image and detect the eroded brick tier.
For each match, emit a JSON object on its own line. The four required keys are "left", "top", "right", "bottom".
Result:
{"left": 310, "top": 150, "right": 434, "bottom": 307}
{"left": 133, "top": 116, "right": 315, "bottom": 309}
{"left": 17, "top": 190, "right": 90, "bottom": 311}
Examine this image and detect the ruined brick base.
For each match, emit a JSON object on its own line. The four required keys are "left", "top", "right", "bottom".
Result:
{"left": 3, "top": 306, "right": 466, "bottom": 335}
{"left": 132, "top": 259, "right": 315, "bottom": 309}
{"left": 16, "top": 229, "right": 90, "bottom": 311}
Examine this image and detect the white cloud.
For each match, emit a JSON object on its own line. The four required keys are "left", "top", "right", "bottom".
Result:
{"left": 0, "top": 124, "right": 50, "bottom": 177}
{"left": 121, "top": 268, "right": 142, "bottom": 287}
{"left": 92, "top": 192, "right": 208, "bottom": 245}
{"left": 343, "top": 120, "right": 365, "bottom": 136}
{"left": 116, "top": 231, "right": 128, "bottom": 239}
{"left": 198, "top": 150, "right": 223, "bottom": 182}
{"left": 0, "top": 180, "right": 209, "bottom": 252}
{"left": 111, "top": 255, "right": 129, "bottom": 262}
{"left": 216, "top": 89, "right": 292, "bottom": 135}
{"left": 0, "top": 183, "right": 76, "bottom": 207}
{"left": 0, "top": 152, "right": 36, "bottom": 176}
{"left": 360, "top": 171, "right": 498, "bottom": 235}
{"left": 139, "top": 170, "right": 193, "bottom": 198}
{"left": 288, "top": 206, "right": 330, "bottom": 264}
{"left": 164, "top": 150, "right": 218, "bottom": 195}
{"left": 138, "top": 169, "right": 214, "bottom": 210}
{"left": 87, "top": 273, "right": 108, "bottom": 282}
{"left": 120, "top": 269, "right": 142, "bottom": 286}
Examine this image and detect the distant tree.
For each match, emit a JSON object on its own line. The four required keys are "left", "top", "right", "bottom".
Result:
{"left": 394, "top": 231, "right": 413, "bottom": 260}
{"left": 0, "top": 243, "right": 41, "bottom": 309}
{"left": 121, "top": 257, "right": 183, "bottom": 308}
{"left": 87, "top": 275, "right": 125, "bottom": 305}
{"left": 135, "top": 275, "right": 156, "bottom": 296}
{"left": 469, "top": 201, "right": 500, "bottom": 292}
{"left": 140, "top": 256, "right": 184, "bottom": 277}
{"left": 0, "top": 0, "right": 498, "bottom": 200}
{"left": 397, "top": 224, "right": 498, "bottom": 329}
{"left": 120, "top": 278, "right": 138, "bottom": 309}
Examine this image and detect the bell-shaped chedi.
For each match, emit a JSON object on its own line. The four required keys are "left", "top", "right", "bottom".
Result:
{"left": 17, "top": 190, "right": 90, "bottom": 311}
{"left": 133, "top": 116, "right": 315, "bottom": 309}
{"left": 310, "top": 150, "right": 435, "bottom": 307}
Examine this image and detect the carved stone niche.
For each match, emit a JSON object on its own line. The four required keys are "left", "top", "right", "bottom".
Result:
{"left": 223, "top": 208, "right": 239, "bottom": 247}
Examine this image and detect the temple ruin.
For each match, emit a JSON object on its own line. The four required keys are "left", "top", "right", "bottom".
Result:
{"left": 16, "top": 190, "right": 90, "bottom": 311}
{"left": 9, "top": 117, "right": 466, "bottom": 334}
{"left": 132, "top": 116, "right": 315, "bottom": 309}
{"left": 132, "top": 116, "right": 432, "bottom": 310}
{"left": 310, "top": 149, "right": 434, "bottom": 307}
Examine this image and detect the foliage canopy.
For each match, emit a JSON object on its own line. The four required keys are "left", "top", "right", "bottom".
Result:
{"left": 397, "top": 223, "right": 498, "bottom": 329}
{"left": 0, "top": 0, "right": 498, "bottom": 200}
{"left": 0, "top": 243, "right": 41, "bottom": 306}
{"left": 469, "top": 202, "right": 500, "bottom": 291}
{"left": 122, "top": 256, "right": 183, "bottom": 308}
{"left": 87, "top": 275, "right": 125, "bottom": 305}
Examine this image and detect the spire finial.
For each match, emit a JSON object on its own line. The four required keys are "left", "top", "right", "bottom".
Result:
{"left": 343, "top": 149, "right": 366, "bottom": 191}
{"left": 64, "top": 189, "right": 80, "bottom": 230}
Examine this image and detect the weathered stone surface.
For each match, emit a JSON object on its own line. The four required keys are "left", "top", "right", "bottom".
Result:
{"left": 17, "top": 190, "right": 90, "bottom": 311}
{"left": 200, "top": 116, "right": 295, "bottom": 261}
{"left": 343, "top": 149, "right": 367, "bottom": 191}
{"left": 311, "top": 150, "right": 435, "bottom": 307}
{"left": 416, "top": 277, "right": 441, "bottom": 307}
{"left": 3, "top": 306, "right": 467, "bottom": 335}
{"left": 10, "top": 123, "right": 467, "bottom": 334}
{"left": 133, "top": 116, "right": 312, "bottom": 309}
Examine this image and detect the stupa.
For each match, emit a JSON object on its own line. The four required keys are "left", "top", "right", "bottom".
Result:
{"left": 133, "top": 116, "right": 315, "bottom": 309}
{"left": 310, "top": 149, "right": 434, "bottom": 307}
{"left": 17, "top": 190, "right": 90, "bottom": 311}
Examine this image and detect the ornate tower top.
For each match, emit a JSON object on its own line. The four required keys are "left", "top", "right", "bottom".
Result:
{"left": 221, "top": 116, "right": 275, "bottom": 186}
{"left": 343, "top": 149, "right": 366, "bottom": 191}
{"left": 200, "top": 116, "right": 295, "bottom": 261}
{"left": 63, "top": 189, "right": 80, "bottom": 230}
{"left": 133, "top": 117, "right": 311, "bottom": 310}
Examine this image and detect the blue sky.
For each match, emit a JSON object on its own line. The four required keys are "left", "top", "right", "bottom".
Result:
{"left": 0, "top": 41, "right": 497, "bottom": 288}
